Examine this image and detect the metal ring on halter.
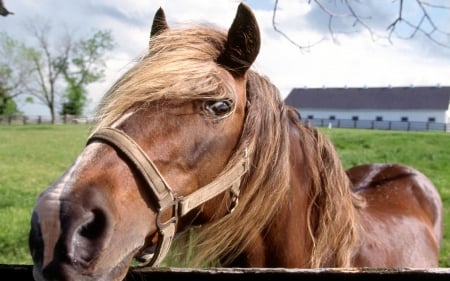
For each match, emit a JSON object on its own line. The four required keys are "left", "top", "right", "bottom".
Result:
{"left": 157, "top": 197, "right": 179, "bottom": 230}
{"left": 227, "top": 192, "right": 239, "bottom": 214}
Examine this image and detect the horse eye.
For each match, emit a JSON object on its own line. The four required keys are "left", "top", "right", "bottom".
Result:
{"left": 204, "top": 99, "right": 233, "bottom": 117}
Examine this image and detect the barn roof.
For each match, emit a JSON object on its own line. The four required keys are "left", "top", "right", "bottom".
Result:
{"left": 284, "top": 86, "right": 450, "bottom": 110}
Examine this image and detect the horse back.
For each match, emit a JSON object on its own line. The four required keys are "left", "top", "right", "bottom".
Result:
{"left": 346, "top": 163, "right": 443, "bottom": 267}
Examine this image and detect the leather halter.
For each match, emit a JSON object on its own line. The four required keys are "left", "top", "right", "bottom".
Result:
{"left": 87, "top": 127, "right": 249, "bottom": 266}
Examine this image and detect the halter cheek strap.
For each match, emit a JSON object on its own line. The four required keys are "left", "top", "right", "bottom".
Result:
{"left": 87, "top": 127, "right": 248, "bottom": 267}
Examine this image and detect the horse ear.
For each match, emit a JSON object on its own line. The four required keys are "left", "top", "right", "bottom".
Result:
{"left": 217, "top": 3, "right": 261, "bottom": 76}
{"left": 150, "top": 7, "right": 169, "bottom": 39}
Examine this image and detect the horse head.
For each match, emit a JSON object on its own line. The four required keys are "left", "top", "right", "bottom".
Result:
{"left": 29, "top": 4, "right": 260, "bottom": 281}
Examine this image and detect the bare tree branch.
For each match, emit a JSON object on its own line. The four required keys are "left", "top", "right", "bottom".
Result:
{"left": 272, "top": 0, "right": 324, "bottom": 52}
{"left": 273, "top": 0, "right": 450, "bottom": 49}
{"left": 392, "top": 0, "right": 450, "bottom": 48}
{"left": 0, "top": 0, "right": 13, "bottom": 16}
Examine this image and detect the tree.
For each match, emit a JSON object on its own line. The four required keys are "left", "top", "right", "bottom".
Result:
{"left": 61, "top": 30, "right": 115, "bottom": 116}
{"left": 23, "top": 19, "right": 115, "bottom": 123}
{"left": 60, "top": 79, "right": 85, "bottom": 116}
{"left": 0, "top": 79, "right": 19, "bottom": 115}
{"left": 24, "top": 19, "right": 72, "bottom": 123}
{"left": 0, "top": 32, "right": 37, "bottom": 115}
{"left": 272, "top": 0, "right": 450, "bottom": 51}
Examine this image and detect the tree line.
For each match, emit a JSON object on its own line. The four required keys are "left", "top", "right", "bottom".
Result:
{"left": 0, "top": 18, "right": 115, "bottom": 123}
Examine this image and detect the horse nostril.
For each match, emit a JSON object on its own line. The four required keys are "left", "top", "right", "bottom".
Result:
{"left": 78, "top": 209, "right": 107, "bottom": 240}
{"left": 70, "top": 208, "right": 110, "bottom": 265}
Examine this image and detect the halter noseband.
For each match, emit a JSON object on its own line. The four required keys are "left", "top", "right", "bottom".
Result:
{"left": 87, "top": 127, "right": 248, "bottom": 266}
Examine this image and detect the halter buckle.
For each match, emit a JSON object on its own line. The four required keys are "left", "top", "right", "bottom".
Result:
{"left": 156, "top": 198, "right": 179, "bottom": 230}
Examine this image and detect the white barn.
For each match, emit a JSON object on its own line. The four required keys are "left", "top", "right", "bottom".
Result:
{"left": 284, "top": 86, "right": 450, "bottom": 125}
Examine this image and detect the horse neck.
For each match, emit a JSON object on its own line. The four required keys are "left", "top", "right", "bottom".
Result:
{"left": 232, "top": 112, "right": 314, "bottom": 267}
{"left": 265, "top": 126, "right": 316, "bottom": 267}
{"left": 241, "top": 112, "right": 360, "bottom": 268}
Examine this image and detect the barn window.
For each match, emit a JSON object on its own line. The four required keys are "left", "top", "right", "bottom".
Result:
{"left": 352, "top": 116, "right": 359, "bottom": 121}
{"left": 401, "top": 117, "right": 408, "bottom": 122}
{"left": 307, "top": 115, "right": 314, "bottom": 119}
{"left": 428, "top": 117, "right": 436, "bottom": 122}
{"left": 376, "top": 116, "right": 383, "bottom": 121}
{"left": 329, "top": 115, "right": 336, "bottom": 120}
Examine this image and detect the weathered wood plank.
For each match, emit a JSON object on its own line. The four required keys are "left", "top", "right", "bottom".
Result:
{"left": 2, "top": 264, "right": 449, "bottom": 281}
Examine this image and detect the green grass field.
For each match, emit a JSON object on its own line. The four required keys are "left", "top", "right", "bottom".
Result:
{"left": 0, "top": 125, "right": 449, "bottom": 266}
{"left": 0, "top": 125, "right": 89, "bottom": 264}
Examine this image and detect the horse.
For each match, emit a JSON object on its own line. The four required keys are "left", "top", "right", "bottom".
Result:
{"left": 29, "top": 3, "right": 443, "bottom": 281}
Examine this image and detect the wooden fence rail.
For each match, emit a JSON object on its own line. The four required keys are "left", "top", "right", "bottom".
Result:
{"left": 1, "top": 265, "right": 449, "bottom": 281}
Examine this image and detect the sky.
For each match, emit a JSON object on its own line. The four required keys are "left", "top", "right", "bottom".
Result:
{"left": 1, "top": 0, "right": 450, "bottom": 117}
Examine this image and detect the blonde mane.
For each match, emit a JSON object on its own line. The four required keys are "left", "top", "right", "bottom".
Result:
{"left": 91, "top": 26, "right": 231, "bottom": 133}
{"left": 90, "top": 24, "right": 362, "bottom": 268}
{"left": 297, "top": 120, "right": 364, "bottom": 267}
